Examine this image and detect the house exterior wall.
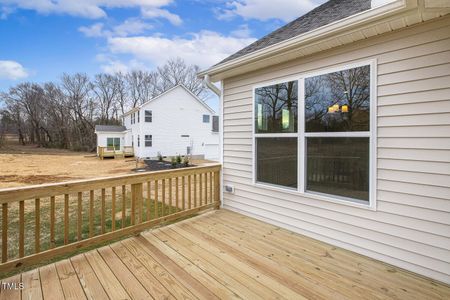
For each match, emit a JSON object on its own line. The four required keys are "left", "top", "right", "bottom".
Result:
{"left": 124, "top": 86, "right": 219, "bottom": 160}
{"left": 221, "top": 15, "right": 450, "bottom": 284}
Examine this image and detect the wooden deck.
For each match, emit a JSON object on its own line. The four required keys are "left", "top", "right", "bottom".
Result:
{"left": 1, "top": 209, "right": 449, "bottom": 299}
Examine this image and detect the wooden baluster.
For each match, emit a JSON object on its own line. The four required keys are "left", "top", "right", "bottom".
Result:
{"left": 131, "top": 184, "right": 136, "bottom": 225}
{"left": 112, "top": 187, "right": 116, "bottom": 231}
{"left": 19, "top": 200, "right": 24, "bottom": 257}
{"left": 50, "top": 196, "right": 55, "bottom": 248}
{"left": 36, "top": 198, "right": 41, "bottom": 252}
{"left": 101, "top": 188, "right": 106, "bottom": 233}
{"left": 77, "top": 192, "right": 82, "bottom": 241}
{"left": 121, "top": 185, "right": 126, "bottom": 228}
{"left": 154, "top": 180, "right": 158, "bottom": 218}
{"left": 214, "top": 170, "right": 220, "bottom": 207}
{"left": 2, "top": 203, "right": 7, "bottom": 262}
{"left": 199, "top": 173, "right": 203, "bottom": 206}
{"left": 131, "top": 183, "right": 143, "bottom": 224}
{"left": 209, "top": 172, "right": 213, "bottom": 204}
{"left": 138, "top": 183, "right": 143, "bottom": 223}
{"left": 194, "top": 174, "right": 197, "bottom": 208}
{"left": 182, "top": 176, "right": 185, "bottom": 211}
{"left": 169, "top": 178, "right": 172, "bottom": 214}
{"left": 64, "top": 195, "right": 69, "bottom": 245}
{"left": 146, "top": 182, "right": 151, "bottom": 220}
{"left": 188, "top": 175, "right": 192, "bottom": 209}
{"left": 162, "top": 179, "right": 166, "bottom": 216}
{"left": 89, "top": 190, "right": 94, "bottom": 238}
{"left": 176, "top": 177, "right": 179, "bottom": 212}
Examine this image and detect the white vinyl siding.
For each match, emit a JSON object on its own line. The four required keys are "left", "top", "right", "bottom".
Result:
{"left": 221, "top": 16, "right": 450, "bottom": 284}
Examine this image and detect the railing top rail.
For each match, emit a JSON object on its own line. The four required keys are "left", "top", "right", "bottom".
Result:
{"left": 0, "top": 164, "right": 221, "bottom": 204}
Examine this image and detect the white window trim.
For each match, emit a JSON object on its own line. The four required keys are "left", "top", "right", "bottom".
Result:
{"left": 251, "top": 59, "right": 377, "bottom": 211}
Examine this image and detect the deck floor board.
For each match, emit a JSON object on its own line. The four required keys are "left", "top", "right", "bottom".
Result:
{"left": 1, "top": 209, "right": 449, "bottom": 299}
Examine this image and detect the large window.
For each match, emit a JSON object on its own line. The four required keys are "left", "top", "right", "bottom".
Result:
{"left": 253, "top": 64, "right": 373, "bottom": 205}
{"left": 106, "top": 137, "right": 120, "bottom": 150}
{"left": 145, "top": 135, "right": 152, "bottom": 147}
{"left": 145, "top": 110, "right": 152, "bottom": 122}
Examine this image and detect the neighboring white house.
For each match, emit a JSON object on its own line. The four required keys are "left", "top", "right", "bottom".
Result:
{"left": 199, "top": 0, "right": 450, "bottom": 284}
{"left": 95, "top": 84, "right": 219, "bottom": 160}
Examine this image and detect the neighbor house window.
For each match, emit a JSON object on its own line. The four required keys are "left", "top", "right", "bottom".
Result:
{"left": 253, "top": 63, "right": 373, "bottom": 204}
{"left": 254, "top": 80, "right": 298, "bottom": 188}
{"left": 137, "top": 111, "right": 140, "bottom": 123}
{"left": 145, "top": 110, "right": 152, "bottom": 122}
{"left": 137, "top": 135, "right": 140, "bottom": 147}
{"left": 212, "top": 116, "right": 219, "bottom": 132}
{"left": 131, "top": 113, "right": 135, "bottom": 124}
{"left": 145, "top": 135, "right": 152, "bottom": 147}
{"left": 106, "top": 137, "right": 120, "bottom": 151}
{"left": 203, "top": 114, "right": 210, "bottom": 123}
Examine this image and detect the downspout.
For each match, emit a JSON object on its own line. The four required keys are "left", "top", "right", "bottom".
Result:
{"left": 202, "top": 74, "right": 224, "bottom": 208}
{"left": 203, "top": 74, "right": 221, "bottom": 97}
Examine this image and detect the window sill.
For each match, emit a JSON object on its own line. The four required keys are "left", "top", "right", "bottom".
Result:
{"left": 253, "top": 181, "right": 376, "bottom": 211}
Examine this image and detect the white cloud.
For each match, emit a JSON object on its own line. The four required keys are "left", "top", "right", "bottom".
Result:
{"left": 113, "top": 19, "right": 153, "bottom": 36}
{"left": 79, "top": 22, "right": 106, "bottom": 37}
{"left": 96, "top": 54, "right": 149, "bottom": 74}
{"left": 218, "top": 0, "right": 320, "bottom": 22}
{"left": 107, "top": 30, "right": 256, "bottom": 69}
{"left": 0, "top": 0, "right": 176, "bottom": 19}
{"left": 79, "top": 19, "right": 153, "bottom": 38}
{"left": 230, "top": 24, "right": 251, "bottom": 38}
{"left": 141, "top": 7, "right": 182, "bottom": 25}
{"left": 0, "top": 60, "right": 29, "bottom": 80}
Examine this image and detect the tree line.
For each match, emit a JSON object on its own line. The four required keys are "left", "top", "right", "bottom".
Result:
{"left": 0, "top": 58, "right": 207, "bottom": 151}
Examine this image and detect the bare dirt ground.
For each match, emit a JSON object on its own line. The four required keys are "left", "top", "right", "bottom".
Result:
{"left": 0, "top": 137, "right": 213, "bottom": 189}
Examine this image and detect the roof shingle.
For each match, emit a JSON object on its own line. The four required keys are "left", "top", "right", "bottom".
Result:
{"left": 218, "top": 0, "right": 371, "bottom": 65}
{"left": 95, "top": 125, "right": 127, "bottom": 132}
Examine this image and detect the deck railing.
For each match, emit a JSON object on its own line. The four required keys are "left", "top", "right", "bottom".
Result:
{"left": 0, "top": 164, "right": 221, "bottom": 274}
{"left": 98, "top": 146, "right": 134, "bottom": 159}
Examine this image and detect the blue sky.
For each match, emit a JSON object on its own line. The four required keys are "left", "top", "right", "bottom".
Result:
{"left": 0, "top": 0, "right": 325, "bottom": 93}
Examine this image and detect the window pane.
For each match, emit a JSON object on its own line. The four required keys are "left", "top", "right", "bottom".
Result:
{"left": 306, "top": 137, "right": 369, "bottom": 201}
{"left": 114, "top": 138, "right": 120, "bottom": 150}
{"left": 145, "top": 110, "right": 152, "bottom": 122}
{"left": 257, "top": 138, "right": 297, "bottom": 188}
{"left": 212, "top": 116, "right": 219, "bottom": 132}
{"left": 255, "top": 81, "right": 298, "bottom": 133}
{"left": 106, "top": 138, "right": 113, "bottom": 147}
{"left": 305, "top": 65, "right": 370, "bottom": 132}
{"left": 203, "top": 115, "right": 210, "bottom": 123}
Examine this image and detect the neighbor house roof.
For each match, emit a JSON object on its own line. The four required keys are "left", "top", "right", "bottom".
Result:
{"left": 219, "top": 0, "right": 371, "bottom": 65}
{"left": 122, "top": 84, "right": 215, "bottom": 117}
{"left": 94, "top": 125, "right": 127, "bottom": 132}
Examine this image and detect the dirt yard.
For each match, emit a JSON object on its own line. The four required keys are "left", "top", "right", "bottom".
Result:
{"left": 0, "top": 142, "right": 145, "bottom": 188}
{"left": 0, "top": 139, "right": 213, "bottom": 189}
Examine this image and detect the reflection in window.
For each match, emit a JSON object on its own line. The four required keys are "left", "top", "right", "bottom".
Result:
{"left": 306, "top": 137, "right": 369, "bottom": 201}
{"left": 256, "top": 138, "right": 297, "bottom": 188}
{"left": 305, "top": 65, "right": 370, "bottom": 132}
{"left": 255, "top": 81, "right": 298, "bottom": 133}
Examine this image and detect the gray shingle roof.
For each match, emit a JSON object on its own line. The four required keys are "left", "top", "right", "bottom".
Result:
{"left": 218, "top": 0, "right": 371, "bottom": 65}
{"left": 95, "top": 125, "right": 127, "bottom": 132}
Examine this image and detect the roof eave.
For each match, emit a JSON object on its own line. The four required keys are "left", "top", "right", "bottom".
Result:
{"left": 198, "top": 0, "right": 423, "bottom": 82}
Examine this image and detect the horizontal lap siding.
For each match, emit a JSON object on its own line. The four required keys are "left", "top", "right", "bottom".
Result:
{"left": 221, "top": 16, "right": 450, "bottom": 284}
